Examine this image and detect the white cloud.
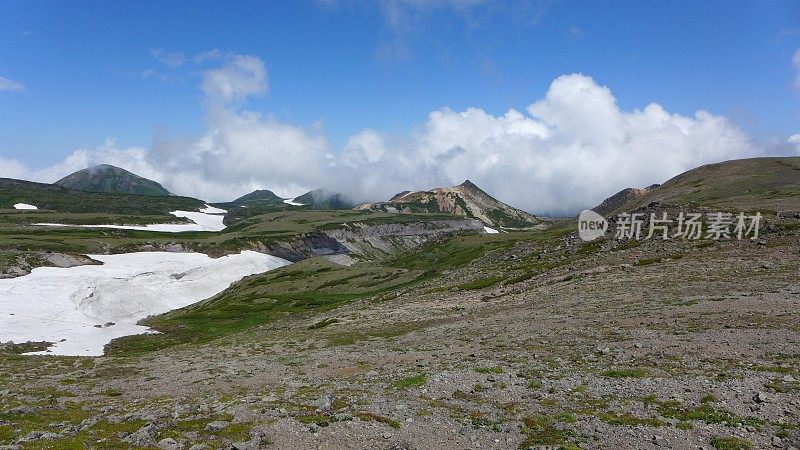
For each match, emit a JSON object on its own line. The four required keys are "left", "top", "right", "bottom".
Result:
{"left": 7, "top": 55, "right": 328, "bottom": 201}
{"left": 202, "top": 55, "right": 268, "bottom": 105}
{"left": 0, "top": 76, "right": 25, "bottom": 92}
{"left": 150, "top": 48, "right": 186, "bottom": 68}
{"left": 789, "top": 134, "right": 800, "bottom": 153}
{"left": 331, "top": 74, "right": 759, "bottom": 214}
{"left": 0, "top": 157, "right": 30, "bottom": 179}
{"left": 5, "top": 56, "right": 771, "bottom": 215}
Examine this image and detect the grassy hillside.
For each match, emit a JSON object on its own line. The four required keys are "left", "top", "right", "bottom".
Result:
{"left": 0, "top": 178, "right": 204, "bottom": 214}
{"left": 55, "top": 164, "right": 172, "bottom": 196}
{"left": 606, "top": 157, "right": 800, "bottom": 214}
{"left": 107, "top": 224, "right": 571, "bottom": 354}
{"left": 230, "top": 189, "right": 285, "bottom": 207}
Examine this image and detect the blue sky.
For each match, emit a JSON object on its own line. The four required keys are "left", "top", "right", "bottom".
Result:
{"left": 1, "top": 1, "right": 799, "bottom": 213}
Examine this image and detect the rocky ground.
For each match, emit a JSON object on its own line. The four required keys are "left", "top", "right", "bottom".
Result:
{"left": 0, "top": 222, "right": 798, "bottom": 449}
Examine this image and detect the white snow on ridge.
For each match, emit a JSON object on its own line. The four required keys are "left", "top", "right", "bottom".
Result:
{"left": 0, "top": 251, "right": 290, "bottom": 356}
{"left": 283, "top": 198, "right": 305, "bottom": 206}
{"left": 200, "top": 204, "right": 227, "bottom": 214}
{"left": 13, "top": 203, "right": 38, "bottom": 210}
{"left": 35, "top": 210, "right": 226, "bottom": 233}
{"left": 484, "top": 226, "right": 500, "bottom": 234}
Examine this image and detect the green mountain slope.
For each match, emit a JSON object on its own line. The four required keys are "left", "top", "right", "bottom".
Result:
{"left": 0, "top": 177, "right": 204, "bottom": 214}
{"left": 231, "top": 189, "right": 285, "bottom": 207}
{"left": 55, "top": 164, "right": 172, "bottom": 196}
{"left": 597, "top": 157, "right": 800, "bottom": 215}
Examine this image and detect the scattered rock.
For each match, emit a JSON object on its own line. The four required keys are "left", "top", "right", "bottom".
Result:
{"left": 317, "top": 391, "right": 334, "bottom": 415}
{"left": 157, "top": 438, "right": 178, "bottom": 450}
{"left": 18, "top": 431, "right": 61, "bottom": 442}
{"left": 753, "top": 392, "right": 770, "bottom": 403}
{"left": 205, "top": 421, "right": 229, "bottom": 433}
{"left": 123, "top": 423, "right": 159, "bottom": 448}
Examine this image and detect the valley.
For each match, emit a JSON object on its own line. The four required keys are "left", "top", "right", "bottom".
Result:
{"left": 0, "top": 159, "right": 797, "bottom": 449}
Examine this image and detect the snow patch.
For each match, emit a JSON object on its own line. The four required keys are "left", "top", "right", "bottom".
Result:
{"left": 483, "top": 226, "right": 500, "bottom": 234}
{"left": 0, "top": 251, "right": 290, "bottom": 356}
{"left": 283, "top": 198, "right": 305, "bottom": 206}
{"left": 35, "top": 210, "right": 226, "bottom": 233}
{"left": 13, "top": 203, "right": 37, "bottom": 210}
{"left": 200, "top": 204, "right": 227, "bottom": 214}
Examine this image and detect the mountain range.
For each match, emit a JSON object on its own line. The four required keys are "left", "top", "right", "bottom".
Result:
{"left": 0, "top": 165, "right": 539, "bottom": 229}
{"left": 4, "top": 156, "right": 800, "bottom": 224}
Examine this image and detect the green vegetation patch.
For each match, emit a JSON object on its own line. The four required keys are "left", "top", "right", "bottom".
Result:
{"left": 355, "top": 412, "right": 401, "bottom": 429}
{"left": 475, "top": 366, "right": 504, "bottom": 374}
{"left": 519, "top": 415, "right": 576, "bottom": 449}
{"left": 710, "top": 436, "right": 753, "bottom": 450}
{"left": 392, "top": 373, "right": 428, "bottom": 390}
{"left": 600, "top": 368, "right": 648, "bottom": 378}
{"left": 656, "top": 400, "right": 763, "bottom": 429}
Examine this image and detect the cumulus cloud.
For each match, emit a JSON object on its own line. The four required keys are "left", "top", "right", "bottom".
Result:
{"left": 7, "top": 54, "right": 329, "bottom": 201}
{"left": 332, "top": 74, "right": 759, "bottom": 214}
{"left": 4, "top": 55, "right": 772, "bottom": 215}
{"left": 202, "top": 55, "right": 268, "bottom": 105}
{"left": 0, "top": 76, "right": 25, "bottom": 92}
{"left": 789, "top": 134, "right": 800, "bottom": 153}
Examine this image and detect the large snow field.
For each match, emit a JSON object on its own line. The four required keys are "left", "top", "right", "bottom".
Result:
{"left": 0, "top": 251, "right": 290, "bottom": 356}
{"left": 13, "top": 203, "right": 38, "bottom": 210}
{"left": 35, "top": 205, "right": 227, "bottom": 232}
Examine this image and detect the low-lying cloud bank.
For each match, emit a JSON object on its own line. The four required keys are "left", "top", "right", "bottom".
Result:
{"left": 1, "top": 53, "right": 792, "bottom": 215}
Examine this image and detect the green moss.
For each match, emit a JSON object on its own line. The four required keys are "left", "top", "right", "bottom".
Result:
{"left": 656, "top": 400, "right": 762, "bottom": 429}
{"left": 634, "top": 257, "right": 662, "bottom": 266}
{"left": 526, "top": 380, "right": 543, "bottom": 389}
{"left": 297, "top": 414, "right": 331, "bottom": 426}
{"left": 600, "top": 368, "right": 648, "bottom": 378}
{"left": 0, "top": 425, "right": 14, "bottom": 443}
{"left": 554, "top": 412, "right": 577, "bottom": 423}
{"left": 308, "top": 318, "right": 339, "bottom": 330}
{"left": 519, "top": 416, "right": 575, "bottom": 448}
{"left": 753, "top": 365, "right": 795, "bottom": 374}
{"left": 700, "top": 394, "right": 717, "bottom": 403}
{"left": 710, "top": 436, "right": 752, "bottom": 450}
{"left": 392, "top": 373, "right": 428, "bottom": 389}
{"left": 596, "top": 411, "right": 664, "bottom": 427}
{"left": 100, "top": 389, "right": 122, "bottom": 397}
{"left": 355, "top": 412, "right": 400, "bottom": 429}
